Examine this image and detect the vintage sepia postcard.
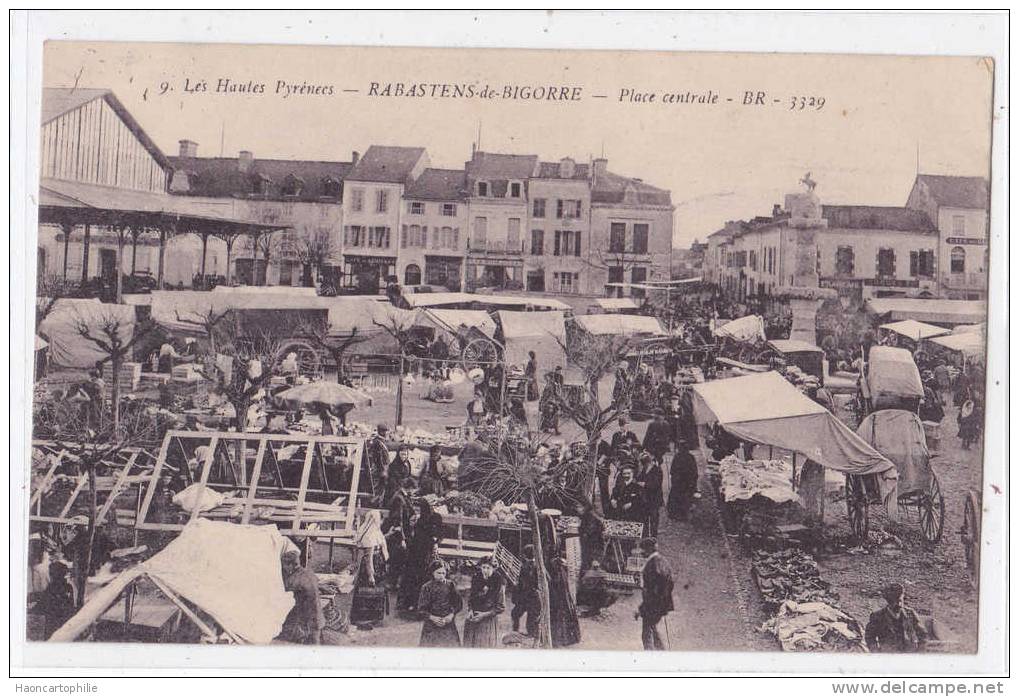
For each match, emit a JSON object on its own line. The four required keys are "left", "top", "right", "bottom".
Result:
{"left": 10, "top": 11, "right": 1008, "bottom": 681}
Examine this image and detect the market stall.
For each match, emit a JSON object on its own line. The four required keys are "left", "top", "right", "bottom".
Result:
{"left": 861, "top": 346, "right": 924, "bottom": 413}
{"left": 865, "top": 298, "right": 985, "bottom": 326}
{"left": 879, "top": 319, "right": 951, "bottom": 344}
{"left": 495, "top": 310, "right": 567, "bottom": 371}
{"left": 692, "top": 371, "right": 898, "bottom": 520}
{"left": 926, "top": 332, "right": 985, "bottom": 364}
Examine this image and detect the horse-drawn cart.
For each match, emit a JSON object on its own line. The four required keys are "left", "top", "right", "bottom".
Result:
{"left": 847, "top": 409, "right": 944, "bottom": 543}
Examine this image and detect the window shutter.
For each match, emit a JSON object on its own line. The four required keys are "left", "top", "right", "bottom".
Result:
{"left": 554, "top": 230, "right": 561, "bottom": 256}
{"left": 910, "top": 251, "right": 918, "bottom": 276}
{"left": 421, "top": 226, "right": 428, "bottom": 248}
{"left": 556, "top": 200, "right": 563, "bottom": 219}
{"left": 401, "top": 225, "right": 408, "bottom": 248}
{"left": 575, "top": 231, "right": 582, "bottom": 257}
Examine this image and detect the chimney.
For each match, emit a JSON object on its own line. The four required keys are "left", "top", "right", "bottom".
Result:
{"left": 178, "top": 139, "right": 198, "bottom": 158}
{"left": 592, "top": 157, "right": 608, "bottom": 178}
{"left": 772, "top": 204, "right": 782, "bottom": 218}
{"left": 559, "top": 157, "right": 575, "bottom": 178}
{"left": 238, "top": 150, "right": 254, "bottom": 172}
{"left": 351, "top": 150, "right": 360, "bottom": 166}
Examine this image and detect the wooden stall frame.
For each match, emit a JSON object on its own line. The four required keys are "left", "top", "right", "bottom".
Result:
{"left": 134, "top": 430, "right": 366, "bottom": 540}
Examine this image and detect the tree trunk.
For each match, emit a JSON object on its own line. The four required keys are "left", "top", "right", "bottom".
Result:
{"left": 395, "top": 354, "right": 405, "bottom": 426}
{"left": 111, "top": 353, "right": 121, "bottom": 434}
{"left": 527, "top": 493, "right": 554, "bottom": 649}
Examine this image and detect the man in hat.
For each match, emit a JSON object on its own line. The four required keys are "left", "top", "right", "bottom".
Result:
{"left": 511, "top": 544, "right": 540, "bottom": 637}
{"left": 642, "top": 411, "right": 673, "bottom": 465}
{"left": 279, "top": 550, "right": 323, "bottom": 644}
{"left": 610, "top": 417, "right": 640, "bottom": 458}
{"left": 635, "top": 537, "right": 674, "bottom": 650}
{"left": 865, "top": 583, "right": 927, "bottom": 653}
{"left": 611, "top": 465, "right": 646, "bottom": 525}
{"left": 37, "top": 561, "right": 75, "bottom": 639}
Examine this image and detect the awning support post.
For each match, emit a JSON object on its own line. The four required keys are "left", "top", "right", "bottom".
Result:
{"left": 61, "top": 222, "right": 73, "bottom": 282}
{"left": 81, "top": 224, "right": 91, "bottom": 284}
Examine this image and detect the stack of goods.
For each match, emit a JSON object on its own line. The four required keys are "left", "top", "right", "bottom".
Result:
{"left": 438, "top": 490, "right": 494, "bottom": 519}
{"left": 751, "top": 548, "right": 837, "bottom": 608}
{"left": 103, "top": 361, "right": 142, "bottom": 394}
{"left": 753, "top": 548, "right": 867, "bottom": 652}
{"left": 760, "top": 599, "right": 867, "bottom": 652}
{"left": 783, "top": 366, "right": 820, "bottom": 394}
{"left": 171, "top": 363, "right": 201, "bottom": 383}
{"left": 718, "top": 455, "right": 797, "bottom": 504}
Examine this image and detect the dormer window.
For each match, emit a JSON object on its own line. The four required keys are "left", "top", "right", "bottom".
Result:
{"left": 322, "top": 176, "right": 342, "bottom": 198}
{"left": 477, "top": 181, "right": 489, "bottom": 197}
{"left": 281, "top": 173, "right": 304, "bottom": 197}
{"left": 409, "top": 201, "right": 425, "bottom": 215}
{"left": 255, "top": 173, "right": 272, "bottom": 196}
{"left": 510, "top": 181, "right": 522, "bottom": 198}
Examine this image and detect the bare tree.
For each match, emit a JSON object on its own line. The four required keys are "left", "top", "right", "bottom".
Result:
{"left": 73, "top": 311, "right": 157, "bottom": 433}
{"left": 297, "top": 317, "right": 370, "bottom": 383}
{"left": 42, "top": 395, "right": 159, "bottom": 607}
{"left": 36, "top": 274, "right": 78, "bottom": 326}
{"left": 293, "top": 229, "right": 337, "bottom": 288}
{"left": 553, "top": 324, "right": 639, "bottom": 496}
{"left": 372, "top": 309, "right": 422, "bottom": 426}
{"left": 461, "top": 430, "right": 589, "bottom": 649}
{"left": 173, "top": 307, "right": 230, "bottom": 355}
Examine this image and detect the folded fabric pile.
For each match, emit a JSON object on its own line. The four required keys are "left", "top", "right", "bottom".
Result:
{"left": 761, "top": 599, "right": 867, "bottom": 652}
{"left": 719, "top": 455, "right": 797, "bottom": 504}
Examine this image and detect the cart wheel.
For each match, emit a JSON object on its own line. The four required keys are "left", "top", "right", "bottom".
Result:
{"left": 846, "top": 476, "right": 870, "bottom": 542}
{"left": 961, "top": 490, "right": 981, "bottom": 588}
{"left": 919, "top": 473, "right": 945, "bottom": 543}
{"left": 462, "top": 337, "right": 499, "bottom": 371}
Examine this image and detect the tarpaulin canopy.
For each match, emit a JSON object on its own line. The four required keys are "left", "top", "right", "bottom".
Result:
{"left": 418, "top": 308, "right": 497, "bottom": 338}
{"left": 856, "top": 410, "right": 930, "bottom": 496}
{"left": 952, "top": 322, "right": 985, "bottom": 336}
{"left": 880, "top": 319, "right": 951, "bottom": 341}
{"left": 574, "top": 314, "right": 667, "bottom": 337}
{"left": 402, "top": 292, "right": 570, "bottom": 311}
{"left": 37, "top": 298, "right": 137, "bottom": 369}
{"left": 927, "top": 332, "right": 985, "bottom": 359}
{"left": 692, "top": 371, "right": 896, "bottom": 480}
{"left": 496, "top": 310, "right": 567, "bottom": 370}
{"left": 866, "top": 346, "right": 923, "bottom": 399}
{"left": 713, "top": 314, "right": 766, "bottom": 343}
{"left": 767, "top": 339, "right": 824, "bottom": 355}
{"left": 51, "top": 519, "right": 295, "bottom": 644}
{"left": 595, "top": 297, "right": 639, "bottom": 311}
{"left": 866, "top": 298, "right": 985, "bottom": 325}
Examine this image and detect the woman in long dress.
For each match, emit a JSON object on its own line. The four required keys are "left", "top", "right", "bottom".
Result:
{"left": 462, "top": 557, "right": 506, "bottom": 648}
{"left": 525, "top": 351, "right": 539, "bottom": 401}
{"left": 417, "top": 561, "right": 462, "bottom": 647}
{"left": 539, "top": 513, "right": 581, "bottom": 648}
{"left": 352, "top": 510, "right": 388, "bottom": 586}
{"left": 397, "top": 499, "right": 444, "bottom": 613}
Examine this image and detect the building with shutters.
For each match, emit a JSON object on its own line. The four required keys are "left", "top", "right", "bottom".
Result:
{"left": 706, "top": 180, "right": 944, "bottom": 306}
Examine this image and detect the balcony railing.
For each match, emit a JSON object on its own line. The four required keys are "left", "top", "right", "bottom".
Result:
{"left": 466, "top": 240, "right": 525, "bottom": 255}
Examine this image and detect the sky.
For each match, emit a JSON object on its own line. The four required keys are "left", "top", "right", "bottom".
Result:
{"left": 43, "top": 42, "right": 994, "bottom": 247}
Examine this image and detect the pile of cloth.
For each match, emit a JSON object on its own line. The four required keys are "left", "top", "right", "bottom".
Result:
{"left": 751, "top": 548, "right": 839, "bottom": 608}
{"left": 719, "top": 455, "right": 797, "bottom": 504}
{"left": 760, "top": 599, "right": 867, "bottom": 652}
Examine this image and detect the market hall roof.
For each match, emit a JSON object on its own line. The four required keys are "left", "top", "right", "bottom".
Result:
{"left": 346, "top": 145, "right": 428, "bottom": 183}
{"left": 821, "top": 205, "right": 937, "bottom": 233}
{"left": 39, "top": 178, "right": 291, "bottom": 234}
{"left": 913, "top": 174, "right": 990, "bottom": 210}
{"left": 404, "top": 168, "right": 468, "bottom": 201}
{"left": 169, "top": 155, "right": 354, "bottom": 201}
{"left": 41, "top": 87, "right": 172, "bottom": 172}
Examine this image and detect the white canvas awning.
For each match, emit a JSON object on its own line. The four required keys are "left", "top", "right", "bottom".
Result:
{"left": 37, "top": 299, "right": 137, "bottom": 368}
{"left": 866, "top": 298, "right": 985, "bottom": 325}
{"left": 51, "top": 519, "right": 296, "bottom": 644}
{"left": 496, "top": 310, "right": 567, "bottom": 369}
{"left": 713, "top": 314, "right": 766, "bottom": 343}
{"left": 595, "top": 297, "right": 639, "bottom": 311}
{"left": 880, "top": 319, "right": 951, "bottom": 341}
{"left": 692, "top": 371, "right": 896, "bottom": 480}
{"left": 767, "top": 339, "right": 824, "bottom": 354}
{"left": 927, "top": 332, "right": 985, "bottom": 359}
{"left": 419, "top": 308, "right": 497, "bottom": 338}
{"left": 574, "top": 314, "right": 666, "bottom": 337}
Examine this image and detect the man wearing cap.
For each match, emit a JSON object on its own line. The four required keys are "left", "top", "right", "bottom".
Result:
{"left": 865, "top": 583, "right": 927, "bottom": 653}
{"left": 279, "top": 550, "right": 323, "bottom": 645}
{"left": 635, "top": 537, "right": 674, "bottom": 650}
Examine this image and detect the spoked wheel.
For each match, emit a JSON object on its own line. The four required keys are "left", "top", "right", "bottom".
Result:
{"left": 846, "top": 475, "right": 870, "bottom": 542}
{"left": 918, "top": 473, "right": 946, "bottom": 543}
{"left": 960, "top": 490, "right": 981, "bottom": 588}
{"left": 461, "top": 337, "right": 499, "bottom": 371}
